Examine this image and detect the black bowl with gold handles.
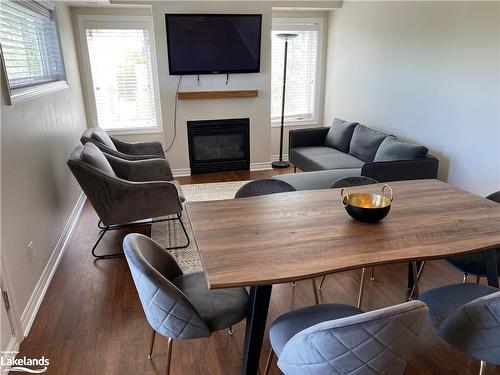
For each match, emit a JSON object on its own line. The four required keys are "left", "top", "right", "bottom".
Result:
{"left": 340, "top": 184, "right": 394, "bottom": 223}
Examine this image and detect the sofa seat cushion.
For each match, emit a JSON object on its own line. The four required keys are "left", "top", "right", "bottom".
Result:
{"left": 374, "top": 136, "right": 428, "bottom": 162}
{"left": 349, "top": 124, "right": 388, "bottom": 162}
{"left": 272, "top": 169, "right": 362, "bottom": 191}
{"left": 81, "top": 143, "right": 117, "bottom": 177}
{"left": 290, "top": 146, "right": 364, "bottom": 172}
{"left": 324, "top": 118, "right": 357, "bottom": 153}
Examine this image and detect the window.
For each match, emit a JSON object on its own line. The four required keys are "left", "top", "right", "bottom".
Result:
{"left": 271, "top": 18, "right": 323, "bottom": 126}
{"left": 80, "top": 17, "right": 162, "bottom": 133}
{"left": 0, "top": 0, "right": 66, "bottom": 104}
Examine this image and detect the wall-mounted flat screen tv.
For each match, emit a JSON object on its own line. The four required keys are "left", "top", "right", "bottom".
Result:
{"left": 165, "top": 14, "right": 262, "bottom": 75}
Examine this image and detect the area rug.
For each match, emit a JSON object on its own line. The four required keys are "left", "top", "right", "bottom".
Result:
{"left": 150, "top": 180, "right": 250, "bottom": 273}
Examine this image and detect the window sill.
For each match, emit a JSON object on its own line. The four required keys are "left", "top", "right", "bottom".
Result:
{"left": 106, "top": 128, "right": 164, "bottom": 136}
{"left": 271, "top": 120, "right": 320, "bottom": 128}
{"left": 7, "top": 80, "right": 68, "bottom": 105}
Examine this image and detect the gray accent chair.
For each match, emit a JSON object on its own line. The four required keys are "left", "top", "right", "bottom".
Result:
{"left": 67, "top": 143, "right": 188, "bottom": 259}
{"left": 123, "top": 233, "right": 249, "bottom": 375}
{"left": 264, "top": 300, "right": 428, "bottom": 375}
{"left": 445, "top": 191, "right": 500, "bottom": 283}
{"left": 287, "top": 118, "right": 439, "bottom": 185}
{"left": 420, "top": 283, "right": 500, "bottom": 374}
{"left": 81, "top": 127, "right": 166, "bottom": 161}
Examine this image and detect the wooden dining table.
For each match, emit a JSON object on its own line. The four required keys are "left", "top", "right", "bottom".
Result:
{"left": 186, "top": 179, "right": 500, "bottom": 375}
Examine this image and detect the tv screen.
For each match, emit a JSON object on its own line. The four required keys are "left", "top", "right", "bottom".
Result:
{"left": 165, "top": 14, "right": 262, "bottom": 75}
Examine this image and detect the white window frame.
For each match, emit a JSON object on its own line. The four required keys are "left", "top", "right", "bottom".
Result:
{"left": 0, "top": 0, "right": 68, "bottom": 105}
{"left": 78, "top": 15, "right": 163, "bottom": 135}
{"left": 271, "top": 17, "right": 324, "bottom": 127}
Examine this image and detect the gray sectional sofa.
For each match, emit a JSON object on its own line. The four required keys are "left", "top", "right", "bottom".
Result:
{"left": 273, "top": 119, "right": 438, "bottom": 190}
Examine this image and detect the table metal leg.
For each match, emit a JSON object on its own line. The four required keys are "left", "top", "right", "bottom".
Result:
{"left": 482, "top": 249, "right": 499, "bottom": 288}
{"left": 241, "top": 285, "right": 273, "bottom": 375}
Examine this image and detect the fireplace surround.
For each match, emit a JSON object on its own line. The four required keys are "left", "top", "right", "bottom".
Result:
{"left": 187, "top": 118, "right": 250, "bottom": 174}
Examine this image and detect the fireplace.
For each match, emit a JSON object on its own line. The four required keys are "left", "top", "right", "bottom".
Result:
{"left": 187, "top": 118, "right": 250, "bottom": 174}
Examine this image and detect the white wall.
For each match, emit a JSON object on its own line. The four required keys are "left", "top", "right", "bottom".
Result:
{"left": 1, "top": 3, "right": 87, "bottom": 332}
{"left": 324, "top": 1, "right": 500, "bottom": 195}
{"left": 72, "top": 3, "right": 336, "bottom": 171}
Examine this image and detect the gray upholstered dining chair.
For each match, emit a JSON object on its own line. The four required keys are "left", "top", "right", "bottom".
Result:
{"left": 81, "top": 127, "right": 166, "bottom": 161}
{"left": 67, "top": 142, "right": 188, "bottom": 259}
{"left": 234, "top": 178, "right": 296, "bottom": 198}
{"left": 264, "top": 300, "right": 428, "bottom": 375}
{"left": 444, "top": 191, "right": 500, "bottom": 284}
{"left": 123, "top": 233, "right": 249, "bottom": 374}
{"left": 318, "top": 176, "right": 379, "bottom": 307}
{"left": 420, "top": 283, "right": 500, "bottom": 374}
{"left": 234, "top": 180, "right": 322, "bottom": 303}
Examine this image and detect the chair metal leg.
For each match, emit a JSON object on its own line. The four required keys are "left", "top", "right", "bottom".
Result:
{"left": 357, "top": 268, "right": 366, "bottom": 309}
{"left": 148, "top": 329, "right": 156, "bottom": 360}
{"left": 370, "top": 267, "right": 375, "bottom": 281}
{"left": 409, "top": 262, "right": 420, "bottom": 300}
{"left": 318, "top": 275, "right": 326, "bottom": 291}
{"left": 164, "top": 214, "right": 190, "bottom": 250}
{"left": 91, "top": 227, "right": 123, "bottom": 260}
{"left": 408, "top": 261, "right": 426, "bottom": 300}
{"left": 166, "top": 337, "right": 173, "bottom": 375}
{"left": 479, "top": 360, "right": 486, "bottom": 375}
{"left": 476, "top": 275, "right": 481, "bottom": 284}
{"left": 264, "top": 350, "right": 275, "bottom": 375}
{"left": 463, "top": 273, "right": 469, "bottom": 283}
{"left": 311, "top": 279, "right": 319, "bottom": 305}
{"left": 228, "top": 326, "right": 233, "bottom": 335}
{"left": 293, "top": 165, "right": 297, "bottom": 173}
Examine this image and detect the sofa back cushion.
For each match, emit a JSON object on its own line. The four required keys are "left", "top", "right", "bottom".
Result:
{"left": 324, "top": 118, "right": 357, "bottom": 153}
{"left": 348, "top": 124, "right": 388, "bottom": 162}
{"left": 92, "top": 128, "right": 117, "bottom": 151}
{"left": 81, "top": 142, "right": 117, "bottom": 177}
{"left": 374, "top": 136, "right": 428, "bottom": 162}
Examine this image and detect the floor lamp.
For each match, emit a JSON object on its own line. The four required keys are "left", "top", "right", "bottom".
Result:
{"left": 272, "top": 33, "right": 298, "bottom": 169}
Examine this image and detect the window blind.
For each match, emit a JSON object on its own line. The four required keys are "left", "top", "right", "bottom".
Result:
{"left": 85, "top": 26, "right": 158, "bottom": 131}
{"left": 0, "top": 0, "right": 65, "bottom": 89}
{"left": 271, "top": 29, "right": 318, "bottom": 122}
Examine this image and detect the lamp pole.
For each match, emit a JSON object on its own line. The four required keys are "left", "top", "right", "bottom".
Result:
{"left": 272, "top": 33, "right": 298, "bottom": 169}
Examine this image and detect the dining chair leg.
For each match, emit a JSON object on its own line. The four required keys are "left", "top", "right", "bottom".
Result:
{"left": 311, "top": 279, "right": 319, "bottom": 305}
{"left": 476, "top": 275, "right": 481, "bottom": 284}
{"left": 148, "top": 329, "right": 156, "bottom": 360}
{"left": 166, "top": 337, "right": 173, "bottom": 375}
{"left": 228, "top": 326, "right": 233, "bottom": 335}
{"left": 369, "top": 266, "right": 375, "bottom": 281}
{"left": 409, "top": 262, "right": 420, "bottom": 300}
{"left": 463, "top": 273, "right": 469, "bottom": 283}
{"left": 293, "top": 165, "right": 297, "bottom": 173}
{"left": 318, "top": 275, "right": 326, "bottom": 291}
{"left": 479, "top": 360, "right": 486, "bottom": 375}
{"left": 264, "top": 350, "right": 275, "bottom": 375}
{"left": 357, "top": 268, "right": 366, "bottom": 309}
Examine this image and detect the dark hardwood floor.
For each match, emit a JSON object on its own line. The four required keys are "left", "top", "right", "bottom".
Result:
{"left": 17, "top": 168, "right": 499, "bottom": 374}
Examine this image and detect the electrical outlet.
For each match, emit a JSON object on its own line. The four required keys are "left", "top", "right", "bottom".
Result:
{"left": 27, "top": 241, "right": 34, "bottom": 263}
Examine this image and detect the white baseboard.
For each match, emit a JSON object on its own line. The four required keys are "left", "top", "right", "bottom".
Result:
{"left": 271, "top": 154, "right": 289, "bottom": 162}
{"left": 172, "top": 168, "right": 191, "bottom": 177}
{"left": 0, "top": 335, "right": 20, "bottom": 373}
{"left": 20, "top": 192, "right": 86, "bottom": 337}
{"left": 250, "top": 162, "right": 272, "bottom": 171}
